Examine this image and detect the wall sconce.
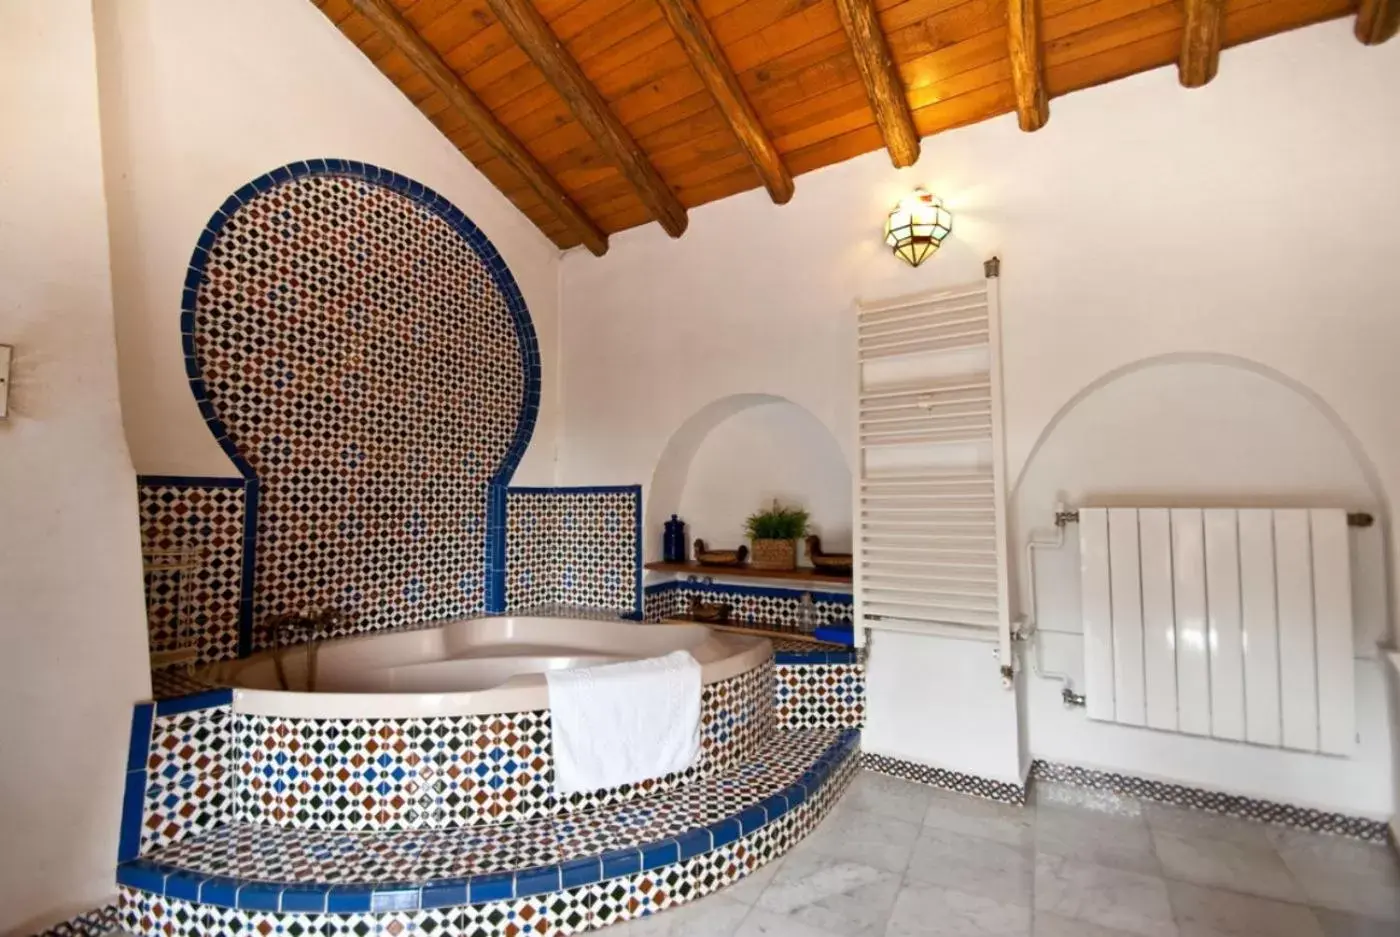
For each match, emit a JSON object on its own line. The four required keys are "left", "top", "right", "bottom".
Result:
{"left": 884, "top": 189, "right": 953, "bottom": 267}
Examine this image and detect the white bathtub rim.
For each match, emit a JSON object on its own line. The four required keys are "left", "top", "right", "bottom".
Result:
{"left": 223, "top": 617, "right": 771, "bottom": 719}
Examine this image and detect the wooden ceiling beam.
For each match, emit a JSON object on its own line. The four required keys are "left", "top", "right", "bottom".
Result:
{"left": 833, "top": 0, "right": 920, "bottom": 167}
{"left": 1356, "top": 0, "right": 1400, "bottom": 44}
{"left": 1007, "top": 0, "right": 1048, "bottom": 131}
{"left": 656, "top": 0, "right": 794, "bottom": 203}
{"left": 1179, "top": 0, "right": 1225, "bottom": 87}
{"left": 346, "top": 0, "right": 609, "bottom": 255}
{"left": 485, "top": 0, "right": 689, "bottom": 237}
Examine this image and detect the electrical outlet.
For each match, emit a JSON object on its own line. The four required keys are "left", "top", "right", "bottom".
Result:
{"left": 0, "top": 344, "right": 10, "bottom": 419}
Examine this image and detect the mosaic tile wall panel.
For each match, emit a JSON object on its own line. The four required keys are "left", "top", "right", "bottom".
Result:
{"left": 137, "top": 481, "right": 247, "bottom": 664}
{"left": 232, "top": 661, "right": 772, "bottom": 830}
{"left": 141, "top": 705, "right": 234, "bottom": 853}
{"left": 775, "top": 663, "right": 864, "bottom": 729}
{"left": 506, "top": 487, "right": 641, "bottom": 616}
{"left": 191, "top": 173, "right": 526, "bottom": 647}
{"left": 644, "top": 580, "right": 851, "bottom": 632}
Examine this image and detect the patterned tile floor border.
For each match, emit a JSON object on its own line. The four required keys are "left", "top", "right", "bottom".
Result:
{"left": 1030, "top": 759, "right": 1392, "bottom": 843}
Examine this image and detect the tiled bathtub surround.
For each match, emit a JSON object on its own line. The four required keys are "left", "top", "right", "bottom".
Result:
{"left": 116, "top": 730, "right": 861, "bottom": 936}
{"left": 130, "top": 661, "right": 773, "bottom": 837}
{"left": 505, "top": 486, "right": 642, "bottom": 617}
{"left": 183, "top": 161, "right": 539, "bottom": 651}
{"left": 643, "top": 579, "right": 851, "bottom": 632}
{"left": 137, "top": 477, "right": 251, "bottom": 664}
{"left": 775, "top": 662, "right": 864, "bottom": 729}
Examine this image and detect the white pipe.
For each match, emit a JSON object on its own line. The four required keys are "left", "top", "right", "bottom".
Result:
{"left": 1018, "top": 501, "right": 1076, "bottom": 689}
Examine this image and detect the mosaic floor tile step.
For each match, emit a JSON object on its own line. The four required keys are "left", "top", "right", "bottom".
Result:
{"left": 131, "top": 728, "right": 851, "bottom": 888}
{"left": 115, "top": 747, "right": 863, "bottom": 937}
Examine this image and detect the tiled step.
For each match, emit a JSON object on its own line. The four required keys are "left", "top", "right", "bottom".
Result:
{"left": 117, "top": 728, "right": 859, "bottom": 935}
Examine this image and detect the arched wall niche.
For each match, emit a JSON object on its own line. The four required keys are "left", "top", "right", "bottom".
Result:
{"left": 1011, "top": 351, "right": 1392, "bottom": 663}
{"left": 645, "top": 394, "right": 852, "bottom": 567}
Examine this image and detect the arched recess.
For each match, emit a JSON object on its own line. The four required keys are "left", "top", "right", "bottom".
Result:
{"left": 644, "top": 394, "right": 852, "bottom": 564}
{"left": 1009, "top": 351, "right": 1391, "bottom": 651}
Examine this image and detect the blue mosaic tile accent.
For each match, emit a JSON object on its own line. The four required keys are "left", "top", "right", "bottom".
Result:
{"left": 644, "top": 579, "right": 851, "bottom": 632}
{"left": 181, "top": 161, "right": 539, "bottom": 654}
{"left": 506, "top": 486, "right": 642, "bottom": 617}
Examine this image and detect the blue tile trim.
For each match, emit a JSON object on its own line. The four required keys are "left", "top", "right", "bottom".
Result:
{"left": 114, "top": 728, "right": 862, "bottom": 910}
{"left": 644, "top": 578, "right": 853, "bottom": 604}
{"left": 116, "top": 703, "right": 154, "bottom": 863}
{"left": 774, "top": 649, "right": 859, "bottom": 665}
{"left": 502, "top": 484, "right": 643, "bottom": 618}
{"left": 177, "top": 159, "right": 540, "bottom": 639}
{"left": 153, "top": 687, "right": 233, "bottom": 716}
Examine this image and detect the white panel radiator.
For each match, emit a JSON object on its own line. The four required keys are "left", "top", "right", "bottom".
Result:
{"left": 854, "top": 266, "right": 1011, "bottom": 659}
{"left": 1078, "top": 507, "right": 1355, "bottom": 755}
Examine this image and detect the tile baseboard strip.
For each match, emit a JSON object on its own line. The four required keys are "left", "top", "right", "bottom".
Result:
{"left": 117, "top": 729, "right": 860, "bottom": 916}
{"left": 1030, "top": 759, "right": 1392, "bottom": 843}
{"left": 860, "top": 752, "right": 1028, "bottom": 805}
{"left": 29, "top": 901, "right": 119, "bottom": 937}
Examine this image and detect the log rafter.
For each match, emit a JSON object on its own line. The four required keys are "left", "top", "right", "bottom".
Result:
{"left": 346, "top": 0, "right": 609, "bottom": 255}
{"left": 485, "top": 0, "right": 689, "bottom": 237}
{"left": 657, "top": 0, "right": 794, "bottom": 204}
{"left": 832, "top": 0, "right": 920, "bottom": 168}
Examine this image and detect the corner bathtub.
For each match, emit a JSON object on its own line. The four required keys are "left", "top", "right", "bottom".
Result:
{"left": 204, "top": 615, "right": 771, "bottom": 719}
{"left": 196, "top": 616, "right": 776, "bottom": 830}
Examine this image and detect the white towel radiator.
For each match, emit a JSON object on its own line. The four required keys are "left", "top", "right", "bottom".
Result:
{"left": 854, "top": 261, "right": 1012, "bottom": 664}
{"left": 1077, "top": 507, "right": 1356, "bottom": 755}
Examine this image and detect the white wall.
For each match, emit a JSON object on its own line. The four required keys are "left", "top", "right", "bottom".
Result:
{"left": 677, "top": 400, "right": 852, "bottom": 565}
{"left": 1013, "top": 359, "right": 1392, "bottom": 814}
{"left": 93, "top": 0, "right": 562, "bottom": 484}
{"left": 558, "top": 22, "right": 1400, "bottom": 814}
{"left": 0, "top": 2, "right": 152, "bottom": 931}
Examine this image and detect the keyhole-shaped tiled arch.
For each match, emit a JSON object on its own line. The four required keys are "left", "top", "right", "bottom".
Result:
{"left": 182, "top": 160, "right": 539, "bottom": 653}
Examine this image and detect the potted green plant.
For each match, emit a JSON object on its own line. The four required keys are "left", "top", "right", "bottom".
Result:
{"left": 744, "top": 500, "right": 810, "bottom": 571}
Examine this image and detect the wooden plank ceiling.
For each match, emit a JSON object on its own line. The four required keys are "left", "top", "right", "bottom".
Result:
{"left": 316, "top": 0, "right": 1395, "bottom": 254}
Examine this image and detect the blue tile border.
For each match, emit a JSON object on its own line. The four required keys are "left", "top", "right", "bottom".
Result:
{"left": 116, "top": 728, "right": 861, "bottom": 912}
{"left": 774, "top": 648, "right": 859, "bottom": 665}
{"left": 504, "top": 484, "right": 644, "bottom": 618}
{"left": 176, "top": 159, "right": 541, "bottom": 649}
{"left": 644, "top": 578, "right": 853, "bottom": 605}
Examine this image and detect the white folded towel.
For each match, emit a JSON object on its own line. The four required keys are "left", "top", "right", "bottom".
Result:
{"left": 545, "top": 650, "right": 702, "bottom": 795}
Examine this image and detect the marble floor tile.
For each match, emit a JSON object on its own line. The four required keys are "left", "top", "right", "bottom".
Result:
{"left": 1166, "top": 880, "right": 1324, "bottom": 937}
{"left": 923, "top": 789, "right": 1036, "bottom": 848}
{"left": 906, "top": 825, "right": 1034, "bottom": 905}
{"left": 1034, "top": 781, "right": 1143, "bottom": 818}
{"left": 619, "top": 895, "right": 753, "bottom": 936}
{"left": 1266, "top": 828, "right": 1400, "bottom": 921}
{"left": 733, "top": 907, "right": 847, "bottom": 937}
{"left": 1033, "top": 853, "right": 1178, "bottom": 937}
{"left": 1141, "top": 803, "right": 1277, "bottom": 849}
{"left": 841, "top": 770, "right": 937, "bottom": 823}
{"left": 1036, "top": 803, "right": 1161, "bottom": 876}
{"left": 754, "top": 849, "right": 901, "bottom": 937}
{"left": 885, "top": 879, "right": 1031, "bottom": 937}
{"left": 801, "top": 804, "right": 922, "bottom": 873}
{"left": 1032, "top": 911, "right": 1150, "bottom": 937}
{"left": 1312, "top": 907, "right": 1400, "bottom": 937}
{"left": 1152, "top": 829, "right": 1303, "bottom": 902}
{"left": 719, "top": 854, "right": 787, "bottom": 906}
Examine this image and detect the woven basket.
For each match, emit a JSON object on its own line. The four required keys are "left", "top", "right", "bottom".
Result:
{"left": 750, "top": 538, "right": 797, "bottom": 571}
